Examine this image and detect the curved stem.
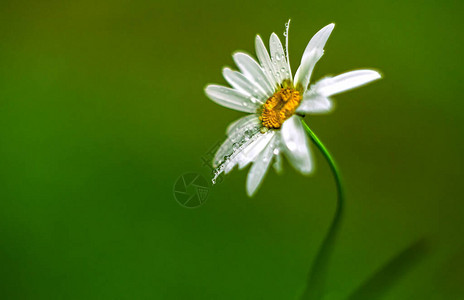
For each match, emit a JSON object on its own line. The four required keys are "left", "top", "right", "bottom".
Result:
{"left": 300, "top": 120, "right": 344, "bottom": 300}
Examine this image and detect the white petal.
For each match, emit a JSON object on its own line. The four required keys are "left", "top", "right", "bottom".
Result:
{"left": 314, "top": 70, "right": 382, "bottom": 97}
{"left": 233, "top": 52, "right": 274, "bottom": 97}
{"left": 222, "top": 68, "right": 267, "bottom": 101}
{"left": 246, "top": 140, "right": 274, "bottom": 197}
{"left": 237, "top": 130, "right": 275, "bottom": 169}
{"left": 281, "top": 116, "right": 313, "bottom": 174}
{"left": 226, "top": 114, "right": 260, "bottom": 136}
{"left": 270, "top": 33, "right": 292, "bottom": 83}
{"left": 205, "top": 85, "right": 257, "bottom": 113}
{"left": 214, "top": 115, "right": 261, "bottom": 167}
{"left": 296, "top": 92, "right": 333, "bottom": 114}
{"left": 294, "top": 49, "right": 323, "bottom": 92}
{"left": 222, "top": 130, "right": 274, "bottom": 174}
{"left": 294, "top": 24, "right": 334, "bottom": 91}
{"left": 255, "top": 35, "right": 279, "bottom": 90}
{"left": 302, "top": 24, "right": 335, "bottom": 60}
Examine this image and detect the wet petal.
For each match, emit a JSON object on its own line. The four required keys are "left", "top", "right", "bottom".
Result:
{"left": 314, "top": 69, "right": 382, "bottom": 97}
{"left": 296, "top": 92, "right": 333, "bottom": 114}
{"left": 223, "top": 67, "right": 267, "bottom": 102}
{"left": 281, "top": 116, "right": 313, "bottom": 174}
{"left": 237, "top": 130, "right": 275, "bottom": 169}
{"left": 221, "top": 130, "right": 274, "bottom": 174}
{"left": 226, "top": 114, "right": 260, "bottom": 136}
{"left": 270, "top": 33, "right": 291, "bottom": 83}
{"left": 294, "top": 24, "right": 334, "bottom": 91}
{"left": 205, "top": 84, "right": 258, "bottom": 113}
{"left": 246, "top": 140, "right": 274, "bottom": 197}
{"left": 233, "top": 52, "right": 275, "bottom": 97}
{"left": 255, "top": 35, "right": 279, "bottom": 89}
{"left": 214, "top": 115, "right": 261, "bottom": 167}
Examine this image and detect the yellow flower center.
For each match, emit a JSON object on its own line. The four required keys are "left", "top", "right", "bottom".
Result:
{"left": 260, "top": 87, "right": 302, "bottom": 129}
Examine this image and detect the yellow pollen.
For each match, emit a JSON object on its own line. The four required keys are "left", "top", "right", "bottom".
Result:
{"left": 260, "top": 87, "right": 302, "bottom": 129}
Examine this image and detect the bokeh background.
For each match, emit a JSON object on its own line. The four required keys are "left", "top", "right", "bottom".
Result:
{"left": 0, "top": 0, "right": 463, "bottom": 299}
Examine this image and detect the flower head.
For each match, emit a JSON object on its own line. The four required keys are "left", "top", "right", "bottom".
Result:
{"left": 205, "top": 21, "right": 381, "bottom": 197}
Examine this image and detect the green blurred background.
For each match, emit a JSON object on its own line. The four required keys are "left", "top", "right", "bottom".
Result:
{"left": 0, "top": 0, "right": 463, "bottom": 299}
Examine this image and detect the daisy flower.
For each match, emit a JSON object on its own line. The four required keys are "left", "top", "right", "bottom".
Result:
{"left": 205, "top": 21, "right": 381, "bottom": 197}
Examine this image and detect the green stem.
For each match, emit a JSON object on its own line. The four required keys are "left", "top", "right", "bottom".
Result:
{"left": 300, "top": 120, "right": 344, "bottom": 300}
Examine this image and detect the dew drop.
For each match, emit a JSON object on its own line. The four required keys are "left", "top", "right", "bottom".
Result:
{"left": 284, "top": 20, "right": 290, "bottom": 37}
